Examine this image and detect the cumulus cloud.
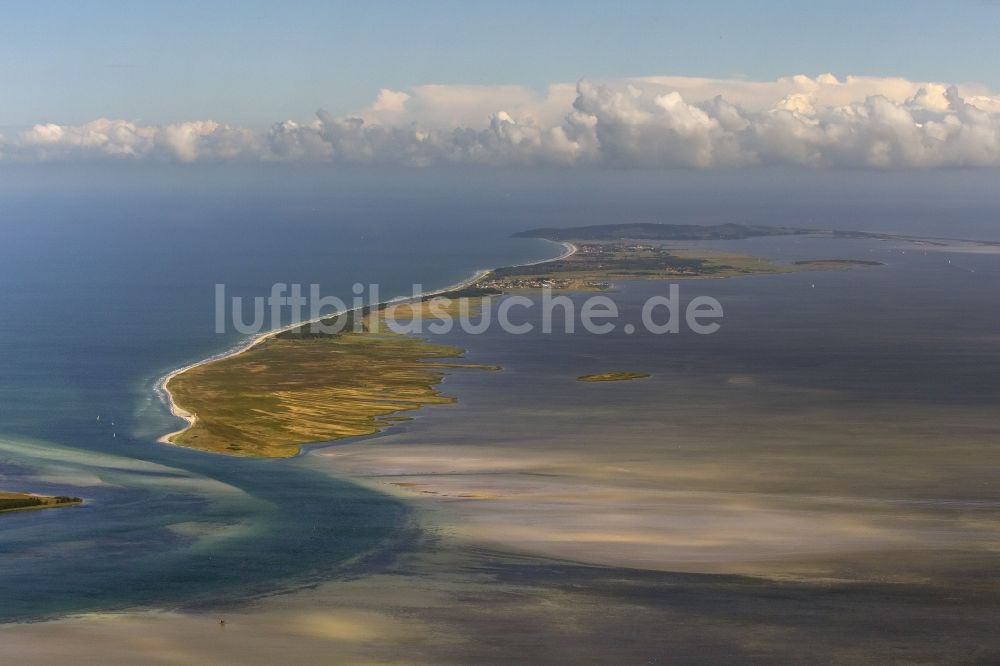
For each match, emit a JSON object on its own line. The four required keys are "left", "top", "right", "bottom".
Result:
{"left": 8, "top": 118, "right": 258, "bottom": 162}
{"left": 3, "top": 74, "right": 1000, "bottom": 168}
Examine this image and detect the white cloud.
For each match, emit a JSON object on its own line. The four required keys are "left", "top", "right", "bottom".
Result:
{"left": 356, "top": 83, "right": 576, "bottom": 129}
{"left": 369, "top": 88, "right": 411, "bottom": 113}
{"left": 4, "top": 74, "right": 1000, "bottom": 168}
{"left": 9, "top": 118, "right": 257, "bottom": 162}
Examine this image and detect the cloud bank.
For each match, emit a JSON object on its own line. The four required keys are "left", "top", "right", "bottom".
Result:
{"left": 4, "top": 74, "right": 1000, "bottom": 168}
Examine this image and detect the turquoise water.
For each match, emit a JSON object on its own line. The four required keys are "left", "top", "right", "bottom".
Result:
{"left": 0, "top": 188, "right": 558, "bottom": 622}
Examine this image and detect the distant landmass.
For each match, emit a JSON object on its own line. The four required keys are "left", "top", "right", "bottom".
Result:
{"left": 514, "top": 222, "right": 997, "bottom": 248}
{"left": 513, "top": 223, "right": 812, "bottom": 242}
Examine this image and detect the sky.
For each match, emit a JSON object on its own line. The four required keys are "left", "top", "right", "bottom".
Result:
{"left": 4, "top": 0, "right": 1000, "bottom": 128}
{"left": 2, "top": 1, "right": 1000, "bottom": 169}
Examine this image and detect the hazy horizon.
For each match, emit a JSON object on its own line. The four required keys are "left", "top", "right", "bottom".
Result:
{"left": 4, "top": 164, "right": 1000, "bottom": 240}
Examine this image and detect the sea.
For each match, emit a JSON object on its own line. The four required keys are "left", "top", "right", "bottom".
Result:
{"left": 1, "top": 165, "right": 999, "bottom": 622}
{"left": 0, "top": 167, "right": 562, "bottom": 621}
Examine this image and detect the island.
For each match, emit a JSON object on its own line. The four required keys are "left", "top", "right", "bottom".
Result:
{"left": 1, "top": 492, "right": 82, "bottom": 514}
{"left": 577, "top": 372, "right": 651, "bottom": 382}
{"left": 160, "top": 222, "right": 882, "bottom": 458}
{"left": 793, "top": 259, "right": 885, "bottom": 268}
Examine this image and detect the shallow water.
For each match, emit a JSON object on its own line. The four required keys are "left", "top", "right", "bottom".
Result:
{"left": 354, "top": 234, "right": 1000, "bottom": 574}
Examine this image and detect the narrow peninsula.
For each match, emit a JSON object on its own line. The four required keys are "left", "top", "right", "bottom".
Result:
{"left": 163, "top": 300, "right": 496, "bottom": 458}
{"left": 160, "top": 223, "right": 882, "bottom": 458}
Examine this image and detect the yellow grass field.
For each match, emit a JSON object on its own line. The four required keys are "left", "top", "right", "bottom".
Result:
{"left": 166, "top": 302, "right": 493, "bottom": 458}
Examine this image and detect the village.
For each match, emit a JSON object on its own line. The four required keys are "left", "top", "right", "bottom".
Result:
{"left": 476, "top": 275, "right": 612, "bottom": 291}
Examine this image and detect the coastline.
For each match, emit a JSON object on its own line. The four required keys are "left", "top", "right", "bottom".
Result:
{"left": 156, "top": 240, "right": 576, "bottom": 446}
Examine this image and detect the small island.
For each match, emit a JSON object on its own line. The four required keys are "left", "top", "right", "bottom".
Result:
{"left": 577, "top": 372, "right": 651, "bottom": 383}
{"left": 793, "top": 259, "right": 885, "bottom": 268}
{"left": 0, "top": 492, "right": 82, "bottom": 514}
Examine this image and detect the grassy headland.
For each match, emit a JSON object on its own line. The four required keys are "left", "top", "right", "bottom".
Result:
{"left": 164, "top": 305, "right": 495, "bottom": 458}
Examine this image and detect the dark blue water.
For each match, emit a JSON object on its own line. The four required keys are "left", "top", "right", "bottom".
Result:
{"left": 0, "top": 184, "right": 559, "bottom": 622}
